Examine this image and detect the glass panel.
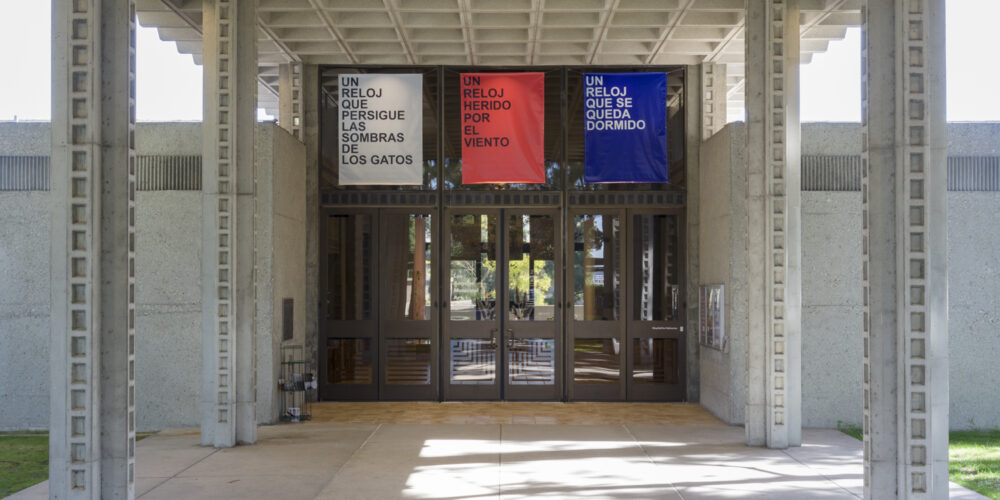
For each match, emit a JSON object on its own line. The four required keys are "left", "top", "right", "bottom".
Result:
{"left": 450, "top": 339, "right": 496, "bottom": 385}
{"left": 632, "top": 214, "right": 681, "bottom": 321}
{"left": 384, "top": 214, "right": 432, "bottom": 320}
{"left": 328, "top": 338, "right": 373, "bottom": 384}
{"left": 449, "top": 214, "right": 498, "bottom": 321}
{"left": 508, "top": 339, "right": 556, "bottom": 385}
{"left": 385, "top": 339, "right": 432, "bottom": 385}
{"left": 573, "top": 214, "right": 621, "bottom": 321}
{"left": 508, "top": 214, "right": 556, "bottom": 321}
{"left": 632, "top": 338, "right": 678, "bottom": 384}
{"left": 573, "top": 338, "right": 620, "bottom": 384}
{"left": 326, "top": 214, "right": 374, "bottom": 320}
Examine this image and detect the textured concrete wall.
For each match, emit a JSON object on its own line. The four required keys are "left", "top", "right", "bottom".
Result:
{"left": 134, "top": 192, "right": 202, "bottom": 429}
{"left": 800, "top": 192, "right": 863, "bottom": 428}
{"left": 0, "top": 192, "right": 51, "bottom": 429}
{"left": 946, "top": 192, "right": 1000, "bottom": 429}
{"left": 0, "top": 122, "right": 49, "bottom": 154}
{"left": 697, "top": 123, "right": 747, "bottom": 425}
{"left": 0, "top": 124, "right": 54, "bottom": 429}
{"left": 698, "top": 122, "right": 1000, "bottom": 430}
{"left": 256, "top": 124, "right": 307, "bottom": 424}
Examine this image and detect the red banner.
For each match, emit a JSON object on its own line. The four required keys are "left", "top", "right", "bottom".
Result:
{"left": 461, "top": 72, "right": 545, "bottom": 184}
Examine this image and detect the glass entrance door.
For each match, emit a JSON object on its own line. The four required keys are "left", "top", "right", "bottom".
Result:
{"left": 443, "top": 209, "right": 560, "bottom": 400}
{"left": 320, "top": 211, "right": 378, "bottom": 400}
{"left": 320, "top": 209, "right": 437, "bottom": 401}
{"left": 567, "top": 211, "right": 625, "bottom": 400}
{"left": 627, "top": 211, "right": 685, "bottom": 401}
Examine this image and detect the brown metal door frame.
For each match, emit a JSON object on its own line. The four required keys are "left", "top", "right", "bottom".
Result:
{"left": 565, "top": 208, "right": 627, "bottom": 401}
{"left": 319, "top": 208, "right": 380, "bottom": 400}
{"left": 378, "top": 209, "right": 440, "bottom": 400}
{"left": 441, "top": 208, "right": 503, "bottom": 400}
{"left": 625, "top": 207, "right": 686, "bottom": 401}
{"left": 502, "top": 207, "right": 562, "bottom": 401}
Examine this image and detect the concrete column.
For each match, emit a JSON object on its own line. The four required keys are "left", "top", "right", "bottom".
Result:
{"left": 744, "top": 0, "right": 802, "bottom": 449}
{"left": 684, "top": 65, "right": 701, "bottom": 402}
{"left": 50, "top": 0, "right": 137, "bottom": 497}
{"left": 201, "top": 0, "right": 258, "bottom": 448}
{"left": 302, "top": 64, "right": 321, "bottom": 388}
{"left": 278, "top": 63, "right": 303, "bottom": 141}
{"left": 862, "top": 1, "right": 948, "bottom": 497}
{"left": 700, "top": 63, "right": 727, "bottom": 141}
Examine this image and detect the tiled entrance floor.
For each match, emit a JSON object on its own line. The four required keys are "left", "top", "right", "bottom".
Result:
{"left": 8, "top": 403, "right": 987, "bottom": 500}
{"left": 309, "top": 401, "right": 724, "bottom": 425}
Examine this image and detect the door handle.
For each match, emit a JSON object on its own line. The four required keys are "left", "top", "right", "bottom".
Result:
{"left": 489, "top": 328, "right": 498, "bottom": 349}
{"left": 506, "top": 328, "right": 515, "bottom": 349}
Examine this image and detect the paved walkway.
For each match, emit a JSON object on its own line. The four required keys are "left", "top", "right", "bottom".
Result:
{"left": 9, "top": 403, "right": 987, "bottom": 499}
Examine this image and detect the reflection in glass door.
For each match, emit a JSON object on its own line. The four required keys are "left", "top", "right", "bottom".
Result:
{"left": 628, "top": 212, "right": 685, "bottom": 401}
{"left": 567, "top": 211, "right": 625, "bottom": 400}
{"left": 443, "top": 209, "right": 560, "bottom": 400}
{"left": 320, "top": 210, "right": 437, "bottom": 401}
{"left": 380, "top": 212, "right": 436, "bottom": 400}
{"left": 505, "top": 212, "right": 560, "bottom": 400}
{"left": 444, "top": 211, "right": 500, "bottom": 399}
{"left": 321, "top": 212, "right": 378, "bottom": 400}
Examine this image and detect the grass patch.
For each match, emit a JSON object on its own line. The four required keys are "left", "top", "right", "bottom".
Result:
{"left": 838, "top": 426, "right": 1000, "bottom": 499}
{"left": 0, "top": 431, "right": 156, "bottom": 497}
{"left": 837, "top": 420, "right": 863, "bottom": 441}
{"left": 0, "top": 434, "right": 48, "bottom": 497}
{"left": 950, "top": 430, "right": 1000, "bottom": 499}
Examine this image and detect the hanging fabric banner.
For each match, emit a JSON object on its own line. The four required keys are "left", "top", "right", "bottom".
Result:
{"left": 461, "top": 72, "right": 545, "bottom": 184}
{"left": 584, "top": 72, "right": 668, "bottom": 183}
{"left": 338, "top": 73, "right": 423, "bottom": 185}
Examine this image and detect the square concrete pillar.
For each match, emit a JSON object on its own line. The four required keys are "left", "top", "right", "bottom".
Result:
{"left": 744, "top": 0, "right": 803, "bottom": 449}
{"left": 701, "top": 63, "right": 727, "bottom": 141}
{"left": 862, "top": 1, "right": 949, "bottom": 497}
{"left": 201, "top": 0, "right": 258, "bottom": 448}
{"left": 685, "top": 65, "right": 702, "bottom": 402}
{"left": 50, "top": 0, "right": 138, "bottom": 497}
{"left": 278, "top": 63, "right": 304, "bottom": 141}
{"left": 301, "top": 64, "right": 321, "bottom": 388}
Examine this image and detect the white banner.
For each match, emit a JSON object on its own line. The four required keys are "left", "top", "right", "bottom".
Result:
{"left": 338, "top": 73, "right": 423, "bottom": 185}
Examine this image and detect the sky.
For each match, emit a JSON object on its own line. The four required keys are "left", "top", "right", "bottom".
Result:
{"left": 0, "top": 0, "right": 998, "bottom": 123}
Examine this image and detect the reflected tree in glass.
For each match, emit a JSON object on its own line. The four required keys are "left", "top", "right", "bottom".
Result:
{"left": 573, "top": 214, "right": 620, "bottom": 321}
{"left": 384, "top": 214, "right": 432, "bottom": 320}
{"left": 449, "top": 214, "right": 497, "bottom": 320}
{"left": 508, "top": 214, "right": 556, "bottom": 321}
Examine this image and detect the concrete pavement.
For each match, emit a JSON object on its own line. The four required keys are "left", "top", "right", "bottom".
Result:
{"left": 7, "top": 420, "right": 988, "bottom": 499}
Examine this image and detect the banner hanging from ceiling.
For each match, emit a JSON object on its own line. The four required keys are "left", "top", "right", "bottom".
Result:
{"left": 584, "top": 72, "right": 668, "bottom": 183}
{"left": 338, "top": 73, "right": 423, "bottom": 185}
{"left": 461, "top": 72, "right": 545, "bottom": 184}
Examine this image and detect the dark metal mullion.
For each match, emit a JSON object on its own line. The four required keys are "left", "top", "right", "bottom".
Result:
{"left": 498, "top": 208, "right": 507, "bottom": 400}
{"left": 437, "top": 66, "right": 445, "bottom": 401}
{"left": 560, "top": 67, "right": 569, "bottom": 401}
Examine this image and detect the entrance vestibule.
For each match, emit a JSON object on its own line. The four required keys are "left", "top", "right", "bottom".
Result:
{"left": 318, "top": 65, "right": 689, "bottom": 402}
{"left": 320, "top": 206, "right": 685, "bottom": 402}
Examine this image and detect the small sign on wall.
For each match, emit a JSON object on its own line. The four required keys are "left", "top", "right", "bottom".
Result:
{"left": 699, "top": 284, "right": 726, "bottom": 352}
{"left": 282, "top": 298, "right": 294, "bottom": 341}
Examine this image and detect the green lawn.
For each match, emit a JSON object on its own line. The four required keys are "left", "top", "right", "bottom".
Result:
{"left": 839, "top": 425, "right": 1000, "bottom": 499}
{"left": 0, "top": 433, "right": 48, "bottom": 498}
{"left": 949, "top": 430, "right": 1000, "bottom": 499}
{"left": 0, "top": 432, "right": 156, "bottom": 498}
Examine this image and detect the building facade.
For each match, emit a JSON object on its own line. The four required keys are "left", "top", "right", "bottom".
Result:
{"left": 0, "top": 0, "right": 983, "bottom": 498}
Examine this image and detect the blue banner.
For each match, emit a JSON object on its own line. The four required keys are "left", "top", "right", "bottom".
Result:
{"left": 584, "top": 72, "right": 668, "bottom": 183}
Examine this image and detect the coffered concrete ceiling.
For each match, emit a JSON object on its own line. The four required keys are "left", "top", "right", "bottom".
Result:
{"left": 136, "top": 0, "right": 861, "bottom": 116}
